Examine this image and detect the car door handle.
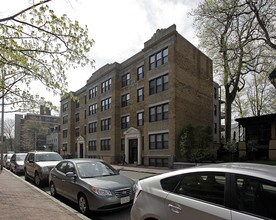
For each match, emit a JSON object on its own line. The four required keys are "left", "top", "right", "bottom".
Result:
{"left": 168, "top": 203, "right": 182, "bottom": 214}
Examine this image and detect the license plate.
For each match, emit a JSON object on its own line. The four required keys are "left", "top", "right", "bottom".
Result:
{"left": 120, "top": 196, "right": 130, "bottom": 204}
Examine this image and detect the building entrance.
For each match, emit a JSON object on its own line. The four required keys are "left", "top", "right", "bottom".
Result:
{"left": 129, "top": 139, "right": 138, "bottom": 164}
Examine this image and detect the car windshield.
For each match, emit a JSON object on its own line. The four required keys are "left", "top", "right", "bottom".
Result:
{"left": 35, "top": 153, "right": 62, "bottom": 162}
{"left": 16, "top": 154, "right": 27, "bottom": 161}
{"left": 76, "top": 161, "right": 118, "bottom": 178}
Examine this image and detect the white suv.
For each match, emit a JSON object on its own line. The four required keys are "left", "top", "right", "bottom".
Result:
{"left": 24, "top": 151, "right": 63, "bottom": 186}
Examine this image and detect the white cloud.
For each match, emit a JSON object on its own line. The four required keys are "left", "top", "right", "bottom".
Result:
{"left": 1, "top": 0, "right": 202, "bottom": 114}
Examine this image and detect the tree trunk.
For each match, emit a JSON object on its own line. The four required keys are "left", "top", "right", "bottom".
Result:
{"left": 225, "top": 84, "right": 234, "bottom": 142}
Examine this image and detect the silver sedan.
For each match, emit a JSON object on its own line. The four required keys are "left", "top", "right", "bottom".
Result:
{"left": 49, "top": 158, "right": 136, "bottom": 215}
{"left": 131, "top": 162, "right": 276, "bottom": 220}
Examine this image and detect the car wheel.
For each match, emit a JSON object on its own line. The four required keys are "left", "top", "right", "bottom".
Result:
{"left": 34, "top": 172, "right": 41, "bottom": 186}
{"left": 50, "top": 182, "right": 57, "bottom": 197}
{"left": 78, "top": 194, "right": 89, "bottom": 215}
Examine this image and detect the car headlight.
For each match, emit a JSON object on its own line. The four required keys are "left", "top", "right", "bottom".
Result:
{"left": 91, "top": 187, "right": 112, "bottom": 197}
{"left": 133, "top": 182, "right": 142, "bottom": 203}
{"left": 41, "top": 167, "right": 49, "bottom": 173}
{"left": 132, "top": 183, "right": 138, "bottom": 193}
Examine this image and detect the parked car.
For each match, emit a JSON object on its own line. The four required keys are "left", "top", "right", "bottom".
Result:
{"left": 24, "top": 151, "right": 63, "bottom": 186}
{"left": 3, "top": 153, "right": 14, "bottom": 169}
{"left": 10, "top": 153, "right": 27, "bottom": 174}
{"left": 131, "top": 163, "right": 276, "bottom": 220}
{"left": 49, "top": 158, "right": 136, "bottom": 214}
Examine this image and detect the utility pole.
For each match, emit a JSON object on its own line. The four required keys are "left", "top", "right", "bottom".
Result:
{"left": 1, "top": 71, "right": 4, "bottom": 170}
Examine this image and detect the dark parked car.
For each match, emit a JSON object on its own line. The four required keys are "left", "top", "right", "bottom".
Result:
{"left": 24, "top": 151, "right": 63, "bottom": 186}
{"left": 49, "top": 158, "right": 137, "bottom": 214}
{"left": 131, "top": 163, "right": 276, "bottom": 220}
{"left": 10, "top": 153, "right": 27, "bottom": 174}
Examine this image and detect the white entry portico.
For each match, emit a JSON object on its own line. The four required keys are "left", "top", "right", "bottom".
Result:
{"left": 76, "top": 136, "right": 85, "bottom": 158}
{"left": 123, "top": 127, "right": 142, "bottom": 165}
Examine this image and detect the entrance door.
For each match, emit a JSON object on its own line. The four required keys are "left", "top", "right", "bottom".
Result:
{"left": 79, "top": 143, "right": 84, "bottom": 158}
{"left": 129, "top": 139, "right": 138, "bottom": 164}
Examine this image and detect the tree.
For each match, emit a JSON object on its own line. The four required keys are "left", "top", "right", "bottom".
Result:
{"left": 21, "top": 117, "right": 49, "bottom": 152}
{"left": 246, "top": 0, "right": 276, "bottom": 50}
{"left": 191, "top": 0, "right": 276, "bottom": 141}
{"left": 178, "top": 124, "right": 214, "bottom": 162}
{"left": 0, "top": 0, "right": 94, "bottom": 112}
{"left": 3, "top": 119, "right": 15, "bottom": 152}
{"left": 233, "top": 58, "right": 276, "bottom": 117}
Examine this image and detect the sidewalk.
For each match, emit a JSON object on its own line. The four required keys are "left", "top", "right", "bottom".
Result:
{"left": 0, "top": 169, "right": 89, "bottom": 220}
{"left": 113, "top": 164, "right": 172, "bottom": 174}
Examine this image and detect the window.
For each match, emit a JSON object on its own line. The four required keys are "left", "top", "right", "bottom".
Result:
{"left": 122, "top": 73, "right": 130, "bottom": 87}
{"left": 101, "top": 118, "right": 111, "bottom": 131}
{"left": 234, "top": 175, "right": 276, "bottom": 219}
{"left": 121, "top": 93, "right": 130, "bottom": 107}
{"left": 101, "top": 78, "right": 111, "bottom": 93}
{"left": 101, "top": 97, "right": 111, "bottom": 111}
{"left": 63, "top": 115, "right": 68, "bottom": 124}
{"left": 75, "top": 128, "right": 80, "bottom": 137}
{"left": 89, "top": 103, "right": 97, "bottom": 115}
{"left": 149, "top": 103, "right": 169, "bottom": 122}
{"left": 101, "top": 139, "right": 110, "bottom": 151}
{"left": 173, "top": 172, "right": 225, "bottom": 206}
{"left": 62, "top": 129, "right": 67, "bottom": 138}
{"left": 62, "top": 143, "right": 67, "bottom": 151}
{"left": 149, "top": 133, "right": 168, "bottom": 149}
{"left": 56, "top": 162, "right": 67, "bottom": 174}
{"left": 75, "top": 113, "right": 80, "bottom": 122}
{"left": 149, "top": 74, "right": 168, "bottom": 95}
{"left": 121, "top": 115, "right": 130, "bottom": 129}
{"left": 88, "top": 140, "right": 96, "bottom": 151}
{"left": 214, "top": 87, "right": 217, "bottom": 99}
{"left": 214, "top": 104, "right": 217, "bottom": 116}
{"left": 137, "top": 88, "right": 144, "bottom": 102}
{"left": 62, "top": 103, "right": 68, "bottom": 112}
{"left": 214, "top": 123, "right": 217, "bottom": 134}
{"left": 89, "top": 86, "right": 97, "bottom": 99}
{"left": 75, "top": 100, "right": 80, "bottom": 108}
{"left": 137, "top": 65, "right": 144, "bottom": 80}
{"left": 137, "top": 112, "right": 144, "bottom": 126}
{"left": 149, "top": 47, "right": 169, "bottom": 70}
{"left": 149, "top": 158, "right": 168, "bottom": 167}
{"left": 88, "top": 122, "right": 97, "bottom": 133}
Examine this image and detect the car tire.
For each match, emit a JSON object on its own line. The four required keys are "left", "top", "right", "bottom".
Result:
{"left": 50, "top": 182, "right": 57, "bottom": 197}
{"left": 34, "top": 172, "right": 41, "bottom": 187}
{"left": 78, "top": 194, "right": 89, "bottom": 215}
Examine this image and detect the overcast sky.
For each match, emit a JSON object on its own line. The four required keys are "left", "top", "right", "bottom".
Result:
{"left": 1, "top": 0, "right": 202, "bottom": 115}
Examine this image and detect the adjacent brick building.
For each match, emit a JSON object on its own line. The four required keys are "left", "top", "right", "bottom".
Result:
{"left": 60, "top": 25, "right": 213, "bottom": 167}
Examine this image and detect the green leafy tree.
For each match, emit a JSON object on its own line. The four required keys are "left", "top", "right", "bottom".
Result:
{"left": 21, "top": 117, "right": 49, "bottom": 152}
{"left": 178, "top": 124, "right": 214, "bottom": 162}
{"left": 0, "top": 0, "right": 94, "bottom": 112}
{"left": 178, "top": 124, "right": 194, "bottom": 159}
{"left": 191, "top": 0, "right": 276, "bottom": 142}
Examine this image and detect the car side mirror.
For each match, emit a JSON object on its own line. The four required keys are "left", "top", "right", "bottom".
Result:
{"left": 66, "top": 172, "right": 77, "bottom": 179}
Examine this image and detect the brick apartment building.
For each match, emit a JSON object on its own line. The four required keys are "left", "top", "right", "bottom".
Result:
{"left": 60, "top": 24, "right": 213, "bottom": 168}
{"left": 15, "top": 106, "right": 59, "bottom": 152}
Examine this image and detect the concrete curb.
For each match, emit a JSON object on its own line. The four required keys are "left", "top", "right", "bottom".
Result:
{"left": 6, "top": 168, "right": 90, "bottom": 220}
